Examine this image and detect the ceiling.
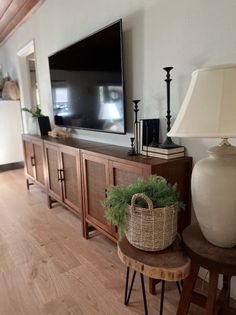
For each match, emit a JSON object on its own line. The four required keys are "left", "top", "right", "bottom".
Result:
{"left": 0, "top": 0, "right": 44, "bottom": 45}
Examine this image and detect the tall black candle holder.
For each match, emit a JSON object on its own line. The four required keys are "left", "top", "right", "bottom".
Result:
{"left": 159, "top": 67, "right": 180, "bottom": 149}
{"left": 127, "top": 100, "right": 141, "bottom": 156}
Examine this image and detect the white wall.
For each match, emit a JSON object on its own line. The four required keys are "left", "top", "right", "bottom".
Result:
{"left": 0, "top": 101, "right": 23, "bottom": 164}
{"left": 1, "top": 0, "right": 236, "bottom": 151}
{"left": 143, "top": 0, "right": 236, "bottom": 159}
{"left": 0, "top": 0, "right": 150, "bottom": 146}
{"left": 0, "top": 0, "right": 236, "bottom": 296}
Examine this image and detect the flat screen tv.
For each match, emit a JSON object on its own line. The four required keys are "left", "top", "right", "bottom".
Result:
{"left": 48, "top": 20, "right": 125, "bottom": 134}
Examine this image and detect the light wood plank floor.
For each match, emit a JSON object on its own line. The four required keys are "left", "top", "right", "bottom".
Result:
{"left": 0, "top": 169, "right": 210, "bottom": 315}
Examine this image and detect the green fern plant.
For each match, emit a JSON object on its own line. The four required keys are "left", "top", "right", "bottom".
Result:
{"left": 103, "top": 175, "right": 184, "bottom": 238}
{"left": 22, "top": 105, "right": 44, "bottom": 118}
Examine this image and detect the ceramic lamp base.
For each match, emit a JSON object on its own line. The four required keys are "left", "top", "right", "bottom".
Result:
{"left": 192, "top": 143, "right": 236, "bottom": 248}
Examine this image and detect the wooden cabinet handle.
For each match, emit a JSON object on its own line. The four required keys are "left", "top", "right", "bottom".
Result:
{"left": 57, "top": 169, "right": 64, "bottom": 182}
{"left": 57, "top": 169, "right": 61, "bottom": 182}
{"left": 31, "top": 156, "right": 36, "bottom": 166}
{"left": 60, "top": 169, "right": 64, "bottom": 182}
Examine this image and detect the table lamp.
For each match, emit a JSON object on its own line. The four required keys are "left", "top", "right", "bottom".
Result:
{"left": 168, "top": 64, "right": 236, "bottom": 248}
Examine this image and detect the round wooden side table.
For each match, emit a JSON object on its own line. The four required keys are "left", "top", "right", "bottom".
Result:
{"left": 177, "top": 224, "right": 236, "bottom": 315}
{"left": 118, "top": 236, "right": 191, "bottom": 315}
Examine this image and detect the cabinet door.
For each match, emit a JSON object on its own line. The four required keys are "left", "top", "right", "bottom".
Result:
{"left": 109, "top": 161, "right": 148, "bottom": 237}
{"left": 23, "top": 139, "right": 34, "bottom": 179}
{"left": 32, "top": 140, "right": 45, "bottom": 187}
{"left": 109, "top": 161, "right": 147, "bottom": 186}
{"left": 82, "top": 153, "right": 110, "bottom": 234}
{"left": 44, "top": 143, "right": 62, "bottom": 202}
{"left": 60, "top": 147, "right": 81, "bottom": 213}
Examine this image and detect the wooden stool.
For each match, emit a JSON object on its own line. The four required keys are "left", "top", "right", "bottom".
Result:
{"left": 177, "top": 225, "right": 236, "bottom": 315}
{"left": 118, "top": 237, "right": 191, "bottom": 315}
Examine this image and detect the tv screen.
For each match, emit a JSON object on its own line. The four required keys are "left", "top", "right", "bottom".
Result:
{"left": 48, "top": 20, "right": 125, "bottom": 134}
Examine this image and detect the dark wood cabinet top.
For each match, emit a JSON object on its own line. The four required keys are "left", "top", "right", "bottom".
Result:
{"left": 22, "top": 134, "right": 192, "bottom": 168}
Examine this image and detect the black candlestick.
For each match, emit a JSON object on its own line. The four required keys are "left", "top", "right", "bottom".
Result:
{"left": 159, "top": 67, "right": 180, "bottom": 149}
{"left": 133, "top": 100, "right": 140, "bottom": 123}
{"left": 128, "top": 137, "right": 136, "bottom": 155}
{"left": 133, "top": 100, "right": 140, "bottom": 154}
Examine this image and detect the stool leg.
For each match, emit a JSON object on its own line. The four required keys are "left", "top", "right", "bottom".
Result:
{"left": 176, "top": 281, "right": 182, "bottom": 295}
{"left": 124, "top": 267, "right": 130, "bottom": 305}
{"left": 176, "top": 262, "right": 199, "bottom": 315}
{"left": 222, "top": 275, "right": 231, "bottom": 306}
{"left": 160, "top": 280, "right": 165, "bottom": 315}
{"left": 124, "top": 267, "right": 136, "bottom": 306}
{"left": 206, "top": 271, "right": 219, "bottom": 315}
{"left": 140, "top": 274, "right": 149, "bottom": 315}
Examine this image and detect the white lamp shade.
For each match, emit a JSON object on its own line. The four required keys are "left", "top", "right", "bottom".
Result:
{"left": 168, "top": 64, "right": 236, "bottom": 138}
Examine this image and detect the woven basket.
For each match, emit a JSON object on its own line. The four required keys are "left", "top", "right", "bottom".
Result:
{"left": 125, "top": 193, "right": 177, "bottom": 252}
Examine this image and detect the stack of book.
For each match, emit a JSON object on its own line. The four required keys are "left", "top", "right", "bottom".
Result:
{"left": 141, "top": 145, "right": 185, "bottom": 159}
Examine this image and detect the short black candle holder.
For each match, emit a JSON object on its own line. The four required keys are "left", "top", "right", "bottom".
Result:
{"left": 128, "top": 137, "right": 137, "bottom": 156}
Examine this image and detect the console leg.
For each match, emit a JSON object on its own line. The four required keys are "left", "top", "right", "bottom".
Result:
{"left": 47, "top": 195, "right": 52, "bottom": 209}
{"left": 149, "top": 278, "right": 161, "bottom": 295}
{"left": 26, "top": 179, "right": 33, "bottom": 190}
{"left": 83, "top": 221, "right": 90, "bottom": 239}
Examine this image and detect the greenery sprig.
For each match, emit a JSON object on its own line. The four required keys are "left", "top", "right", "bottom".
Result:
{"left": 22, "top": 105, "right": 44, "bottom": 118}
{"left": 103, "top": 175, "right": 184, "bottom": 238}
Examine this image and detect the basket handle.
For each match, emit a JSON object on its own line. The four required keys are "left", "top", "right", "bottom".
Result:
{"left": 131, "top": 193, "right": 153, "bottom": 211}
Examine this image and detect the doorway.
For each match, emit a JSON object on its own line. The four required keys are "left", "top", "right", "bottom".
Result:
{"left": 17, "top": 40, "right": 40, "bottom": 133}
{"left": 27, "top": 52, "right": 40, "bottom": 107}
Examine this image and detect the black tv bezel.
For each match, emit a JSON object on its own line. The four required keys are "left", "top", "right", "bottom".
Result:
{"left": 48, "top": 19, "right": 126, "bottom": 135}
